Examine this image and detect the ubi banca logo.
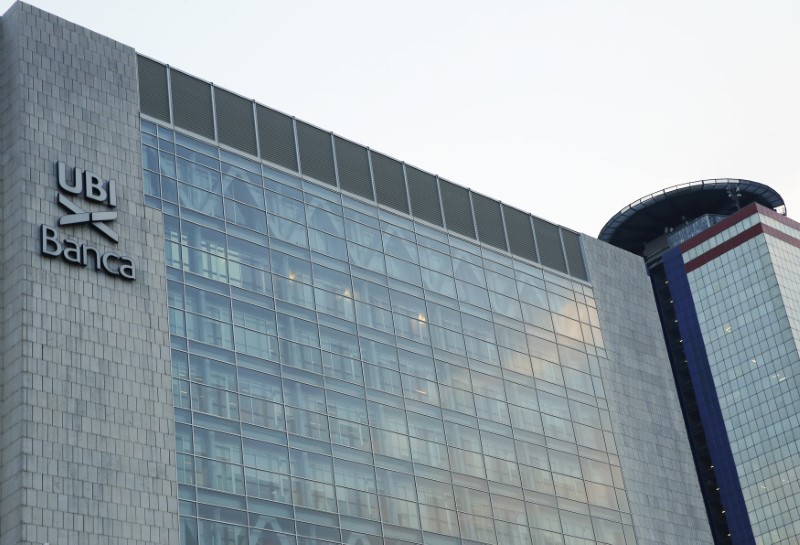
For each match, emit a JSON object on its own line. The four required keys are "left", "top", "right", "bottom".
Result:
{"left": 40, "top": 161, "right": 136, "bottom": 281}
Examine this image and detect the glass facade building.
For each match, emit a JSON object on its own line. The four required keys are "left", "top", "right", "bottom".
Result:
{"left": 602, "top": 188, "right": 800, "bottom": 545}
{"left": 143, "top": 119, "right": 638, "bottom": 545}
{"left": 1, "top": 3, "right": 714, "bottom": 545}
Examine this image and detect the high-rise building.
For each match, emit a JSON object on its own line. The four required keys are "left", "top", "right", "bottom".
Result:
{"left": 2, "top": 3, "right": 716, "bottom": 545}
{"left": 601, "top": 182, "right": 799, "bottom": 545}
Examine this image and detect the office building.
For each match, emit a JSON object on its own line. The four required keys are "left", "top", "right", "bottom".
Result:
{"left": 2, "top": 3, "right": 714, "bottom": 545}
{"left": 601, "top": 183, "right": 799, "bottom": 545}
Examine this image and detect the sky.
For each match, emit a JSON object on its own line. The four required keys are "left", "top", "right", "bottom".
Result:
{"left": 3, "top": 0, "right": 799, "bottom": 237}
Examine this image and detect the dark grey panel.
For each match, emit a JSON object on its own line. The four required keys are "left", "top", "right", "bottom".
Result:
{"left": 256, "top": 105, "right": 298, "bottom": 172}
{"left": 440, "top": 179, "right": 475, "bottom": 239}
{"left": 334, "top": 136, "right": 373, "bottom": 200}
{"left": 406, "top": 166, "right": 442, "bottom": 227}
{"left": 371, "top": 152, "right": 409, "bottom": 214}
{"left": 170, "top": 69, "right": 214, "bottom": 139}
{"left": 214, "top": 88, "right": 257, "bottom": 157}
{"left": 503, "top": 205, "right": 537, "bottom": 263}
{"left": 472, "top": 192, "right": 507, "bottom": 251}
{"left": 296, "top": 121, "right": 336, "bottom": 186}
{"left": 532, "top": 216, "right": 567, "bottom": 273}
{"left": 137, "top": 56, "right": 169, "bottom": 123}
{"left": 562, "top": 230, "right": 588, "bottom": 281}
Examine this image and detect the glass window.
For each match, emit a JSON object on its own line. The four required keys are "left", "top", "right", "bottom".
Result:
{"left": 222, "top": 175, "right": 263, "bottom": 207}
{"left": 283, "top": 380, "right": 325, "bottom": 412}
{"left": 180, "top": 222, "right": 224, "bottom": 257}
{"left": 309, "top": 228, "right": 347, "bottom": 259}
{"left": 198, "top": 520, "right": 251, "bottom": 545}
{"left": 224, "top": 200, "right": 267, "bottom": 233}
{"left": 237, "top": 368, "right": 280, "bottom": 401}
{"left": 538, "top": 391, "right": 570, "bottom": 420}
{"left": 485, "top": 455, "right": 520, "bottom": 485}
{"left": 492, "top": 495, "right": 526, "bottom": 525}
{"left": 326, "top": 390, "right": 368, "bottom": 424}
{"left": 189, "top": 355, "right": 236, "bottom": 390}
{"left": 485, "top": 270, "right": 517, "bottom": 298}
{"left": 269, "top": 216, "right": 308, "bottom": 248}
{"left": 194, "top": 428, "right": 242, "bottom": 463}
{"left": 333, "top": 458, "right": 376, "bottom": 492}
{"left": 418, "top": 247, "right": 453, "bottom": 275}
{"left": 285, "top": 407, "right": 330, "bottom": 441}
{"left": 227, "top": 236, "right": 269, "bottom": 270}
{"left": 436, "top": 360, "right": 471, "bottom": 391}
{"left": 348, "top": 242, "right": 386, "bottom": 275}
{"left": 375, "top": 468, "right": 417, "bottom": 501}
{"left": 190, "top": 384, "right": 238, "bottom": 420}
{"left": 585, "top": 481, "right": 618, "bottom": 509}
{"left": 520, "top": 465, "right": 554, "bottom": 494}
{"left": 552, "top": 473, "right": 587, "bottom": 503}
{"left": 371, "top": 428, "right": 410, "bottom": 460}
{"left": 454, "top": 485, "right": 492, "bottom": 517}
{"left": 421, "top": 268, "right": 457, "bottom": 298}
{"left": 345, "top": 219, "right": 381, "bottom": 247}
{"left": 291, "top": 476, "right": 336, "bottom": 512}
{"left": 178, "top": 184, "right": 223, "bottom": 218}
{"left": 549, "top": 450, "right": 581, "bottom": 479}
{"left": 593, "top": 517, "right": 626, "bottom": 545}
{"left": 267, "top": 192, "right": 306, "bottom": 223}
{"left": 515, "top": 441, "right": 548, "bottom": 470}
{"left": 307, "top": 206, "right": 345, "bottom": 237}
{"left": 330, "top": 417, "right": 370, "bottom": 450}
{"left": 245, "top": 467, "right": 292, "bottom": 503}
{"left": 290, "top": 449, "right": 334, "bottom": 483}
{"left": 527, "top": 502, "right": 560, "bottom": 532}
{"left": 541, "top": 414, "right": 575, "bottom": 442}
{"left": 232, "top": 300, "right": 276, "bottom": 335}
{"left": 383, "top": 233, "right": 419, "bottom": 263}
{"left": 561, "top": 510, "right": 594, "bottom": 539}
{"left": 239, "top": 395, "right": 284, "bottom": 431}
{"left": 378, "top": 496, "right": 420, "bottom": 528}
{"left": 410, "top": 437, "right": 449, "bottom": 468}
{"left": 277, "top": 314, "right": 319, "bottom": 347}
{"left": 563, "top": 367, "right": 594, "bottom": 395}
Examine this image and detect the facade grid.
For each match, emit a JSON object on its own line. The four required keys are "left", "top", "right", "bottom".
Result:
{"left": 142, "top": 118, "right": 638, "bottom": 545}
{"left": 684, "top": 217, "right": 800, "bottom": 544}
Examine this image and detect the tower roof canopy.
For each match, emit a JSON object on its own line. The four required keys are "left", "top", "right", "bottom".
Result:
{"left": 599, "top": 179, "right": 784, "bottom": 255}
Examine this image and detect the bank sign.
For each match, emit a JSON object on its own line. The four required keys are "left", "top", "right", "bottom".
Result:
{"left": 40, "top": 162, "right": 136, "bottom": 281}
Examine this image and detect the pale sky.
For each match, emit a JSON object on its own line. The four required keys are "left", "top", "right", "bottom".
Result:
{"left": 4, "top": 0, "right": 799, "bottom": 237}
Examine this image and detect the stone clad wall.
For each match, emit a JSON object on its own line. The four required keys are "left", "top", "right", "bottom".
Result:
{"left": 1, "top": 4, "right": 26, "bottom": 544}
{"left": 582, "top": 236, "right": 714, "bottom": 545}
{"left": 0, "top": 3, "right": 177, "bottom": 545}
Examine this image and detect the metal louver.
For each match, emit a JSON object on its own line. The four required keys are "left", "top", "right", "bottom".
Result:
{"left": 137, "top": 55, "right": 169, "bottom": 123}
{"left": 472, "top": 192, "right": 507, "bottom": 251}
{"left": 335, "top": 136, "right": 373, "bottom": 200}
{"left": 532, "top": 217, "right": 567, "bottom": 273}
{"left": 562, "top": 230, "right": 588, "bottom": 280}
{"left": 257, "top": 105, "right": 298, "bottom": 172}
{"left": 297, "top": 121, "right": 336, "bottom": 186}
{"left": 214, "top": 88, "right": 257, "bottom": 157}
{"left": 503, "top": 204, "right": 538, "bottom": 263}
{"left": 170, "top": 69, "right": 214, "bottom": 139}
{"left": 371, "top": 152, "right": 409, "bottom": 213}
{"left": 439, "top": 179, "right": 475, "bottom": 238}
{"left": 406, "top": 166, "right": 443, "bottom": 227}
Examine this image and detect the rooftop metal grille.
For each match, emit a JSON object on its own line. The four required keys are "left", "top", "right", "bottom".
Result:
{"left": 137, "top": 55, "right": 590, "bottom": 281}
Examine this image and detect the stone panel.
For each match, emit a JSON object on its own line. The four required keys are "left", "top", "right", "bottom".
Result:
{"left": 582, "top": 236, "right": 714, "bottom": 545}
{"left": 0, "top": 3, "right": 177, "bottom": 545}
